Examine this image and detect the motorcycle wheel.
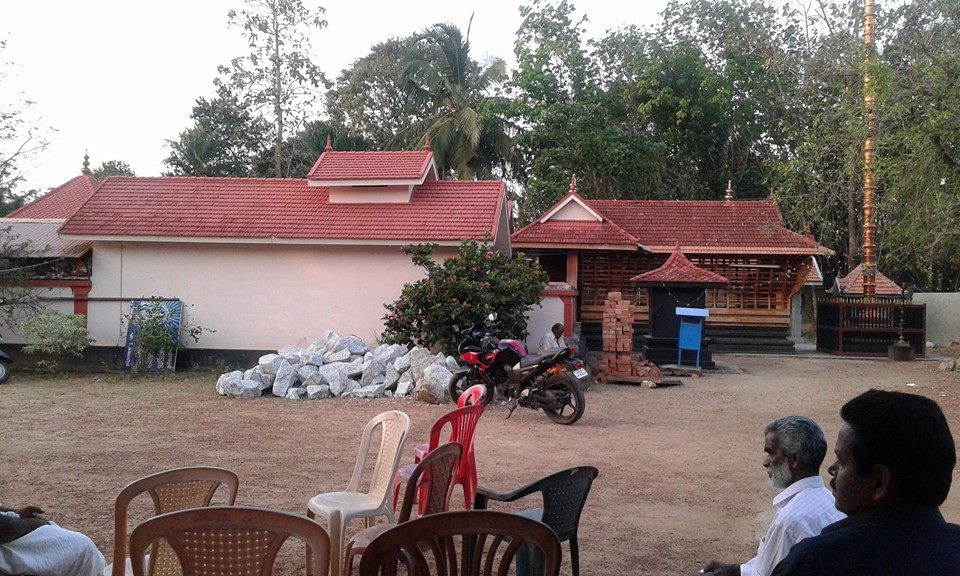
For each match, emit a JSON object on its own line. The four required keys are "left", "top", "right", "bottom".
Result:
{"left": 448, "top": 370, "right": 494, "bottom": 406}
{"left": 541, "top": 373, "right": 585, "bottom": 425}
{"left": 0, "top": 361, "right": 9, "bottom": 384}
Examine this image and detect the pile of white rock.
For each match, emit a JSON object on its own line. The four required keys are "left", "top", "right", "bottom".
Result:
{"left": 215, "top": 330, "right": 460, "bottom": 404}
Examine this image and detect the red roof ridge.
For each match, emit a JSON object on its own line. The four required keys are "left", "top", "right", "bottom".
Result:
{"left": 630, "top": 247, "right": 730, "bottom": 285}
{"left": 104, "top": 175, "right": 307, "bottom": 182}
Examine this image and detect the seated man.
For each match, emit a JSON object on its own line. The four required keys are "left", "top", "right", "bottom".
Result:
{"left": 703, "top": 416, "right": 844, "bottom": 576}
{"left": 538, "top": 323, "right": 567, "bottom": 354}
{"left": 771, "top": 389, "right": 960, "bottom": 575}
{"left": 0, "top": 505, "right": 105, "bottom": 576}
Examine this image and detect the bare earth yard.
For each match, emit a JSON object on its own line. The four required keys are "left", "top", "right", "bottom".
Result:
{"left": 1, "top": 354, "right": 959, "bottom": 575}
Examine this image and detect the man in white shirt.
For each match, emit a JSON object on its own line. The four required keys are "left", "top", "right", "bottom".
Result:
{"left": 0, "top": 504, "right": 106, "bottom": 576}
{"left": 538, "top": 323, "right": 567, "bottom": 354}
{"left": 702, "top": 416, "right": 845, "bottom": 576}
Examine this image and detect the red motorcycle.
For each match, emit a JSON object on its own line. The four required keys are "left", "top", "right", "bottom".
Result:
{"left": 448, "top": 315, "right": 586, "bottom": 425}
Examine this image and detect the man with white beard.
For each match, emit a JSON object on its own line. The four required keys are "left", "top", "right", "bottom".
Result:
{"left": 701, "top": 416, "right": 845, "bottom": 576}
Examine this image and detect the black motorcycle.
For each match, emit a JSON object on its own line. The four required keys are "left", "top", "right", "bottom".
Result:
{"left": 0, "top": 348, "right": 12, "bottom": 384}
{"left": 448, "top": 316, "right": 586, "bottom": 425}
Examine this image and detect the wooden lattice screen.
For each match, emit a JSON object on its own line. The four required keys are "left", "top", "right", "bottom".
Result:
{"left": 578, "top": 252, "right": 810, "bottom": 322}
{"left": 578, "top": 251, "right": 660, "bottom": 308}
{"left": 692, "top": 255, "right": 806, "bottom": 311}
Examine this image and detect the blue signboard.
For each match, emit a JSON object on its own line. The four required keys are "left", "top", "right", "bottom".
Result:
{"left": 123, "top": 299, "right": 183, "bottom": 372}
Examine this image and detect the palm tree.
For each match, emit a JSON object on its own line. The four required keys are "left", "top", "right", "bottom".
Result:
{"left": 402, "top": 19, "right": 521, "bottom": 180}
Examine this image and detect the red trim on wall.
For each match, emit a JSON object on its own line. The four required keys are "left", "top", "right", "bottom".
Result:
{"left": 27, "top": 279, "right": 93, "bottom": 317}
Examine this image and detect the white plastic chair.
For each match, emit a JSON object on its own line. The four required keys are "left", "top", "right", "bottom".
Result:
{"left": 306, "top": 410, "right": 411, "bottom": 576}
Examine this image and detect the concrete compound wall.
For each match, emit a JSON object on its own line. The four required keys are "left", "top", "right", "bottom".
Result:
{"left": 914, "top": 292, "right": 960, "bottom": 346}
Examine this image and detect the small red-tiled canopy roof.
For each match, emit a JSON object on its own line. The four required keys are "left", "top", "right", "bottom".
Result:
{"left": 58, "top": 177, "right": 504, "bottom": 243}
{"left": 630, "top": 247, "right": 730, "bottom": 285}
{"left": 306, "top": 150, "right": 433, "bottom": 181}
{"left": 512, "top": 196, "right": 832, "bottom": 256}
{"left": 5, "top": 175, "right": 99, "bottom": 219}
{"left": 838, "top": 264, "right": 903, "bottom": 296}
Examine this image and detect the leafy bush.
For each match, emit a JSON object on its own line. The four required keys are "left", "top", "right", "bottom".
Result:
{"left": 18, "top": 310, "right": 92, "bottom": 372}
{"left": 383, "top": 240, "right": 549, "bottom": 354}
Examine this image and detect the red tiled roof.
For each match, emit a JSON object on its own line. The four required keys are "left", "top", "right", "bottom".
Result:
{"left": 5, "top": 175, "right": 99, "bottom": 219}
{"left": 512, "top": 197, "right": 831, "bottom": 256}
{"left": 306, "top": 150, "right": 433, "bottom": 181}
{"left": 511, "top": 220, "right": 637, "bottom": 248}
{"left": 838, "top": 264, "right": 903, "bottom": 296}
{"left": 630, "top": 248, "right": 730, "bottom": 285}
{"left": 58, "top": 177, "right": 504, "bottom": 242}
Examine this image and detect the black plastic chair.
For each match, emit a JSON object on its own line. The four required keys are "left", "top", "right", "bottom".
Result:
{"left": 473, "top": 466, "right": 599, "bottom": 576}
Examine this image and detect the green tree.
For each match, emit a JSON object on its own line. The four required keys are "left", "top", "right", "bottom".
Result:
{"left": 403, "top": 19, "right": 520, "bottom": 180}
{"left": 383, "top": 240, "right": 548, "bottom": 354}
{"left": 91, "top": 160, "right": 135, "bottom": 180}
{"left": 771, "top": 0, "right": 865, "bottom": 275}
{"left": 326, "top": 36, "right": 424, "bottom": 150}
{"left": 217, "top": 0, "right": 329, "bottom": 177}
{"left": 164, "top": 92, "right": 270, "bottom": 177}
{"left": 511, "top": 1, "right": 664, "bottom": 220}
{"left": 0, "top": 226, "right": 42, "bottom": 328}
{"left": 1, "top": 39, "right": 47, "bottom": 214}
{"left": 874, "top": 0, "right": 960, "bottom": 290}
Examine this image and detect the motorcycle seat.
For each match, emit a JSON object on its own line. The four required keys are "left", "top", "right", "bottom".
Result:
{"left": 520, "top": 350, "right": 559, "bottom": 367}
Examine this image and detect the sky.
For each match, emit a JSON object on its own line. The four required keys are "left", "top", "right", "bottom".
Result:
{"left": 4, "top": 0, "right": 669, "bottom": 192}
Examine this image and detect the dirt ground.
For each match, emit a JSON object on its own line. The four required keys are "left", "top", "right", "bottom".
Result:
{"left": 1, "top": 353, "right": 959, "bottom": 575}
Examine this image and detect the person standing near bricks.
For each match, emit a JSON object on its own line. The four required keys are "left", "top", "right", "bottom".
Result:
{"left": 702, "top": 416, "right": 845, "bottom": 576}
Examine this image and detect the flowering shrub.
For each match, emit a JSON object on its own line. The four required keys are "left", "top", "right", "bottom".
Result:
{"left": 382, "top": 240, "right": 548, "bottom": 354}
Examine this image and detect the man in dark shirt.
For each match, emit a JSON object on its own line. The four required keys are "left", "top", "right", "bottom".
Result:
{"left": 771, "top": 389, "right": 960, "bottom": 576}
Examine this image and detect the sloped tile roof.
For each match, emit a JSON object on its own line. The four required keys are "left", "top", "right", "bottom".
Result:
{"left": 58, "top": 177, "right": 503, "bottom": 243}
{"left": 1, "top": 219, "right": 90, "bottom": 257}
{"left": 512, "top": 196, "right": 831, "bottom": 256}
{"left": 511, "top": 220, "right": 637, "bottom": 248}
{"left": 306, "top": 150, "right": 433, "bottom": 181}
{"left": 838, "top": 264, "right": 903, "bottom": 296}
{"left": 5, "top": 175, "right": 99, "bottom": 219}
{"left": 630, "top": 248, "right": 730, "bottom": 285}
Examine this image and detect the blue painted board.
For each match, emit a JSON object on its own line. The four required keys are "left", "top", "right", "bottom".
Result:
{"left": 124, "top": 299, "right": 183, "bottom": 372}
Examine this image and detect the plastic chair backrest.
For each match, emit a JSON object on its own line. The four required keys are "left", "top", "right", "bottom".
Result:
{"left": 358, "top": 510, "right": 561, "bottom": 576}
{"left": 347, "top": 410, "right": 412, "bottom": 500}
{"left": 457, "top": 384, "right": 486, "bottom": 407}
{"left": 426, "top": 403, "right": 483, "bottom": 457}
{"left": 110, "top": 466, "right": 239, "bottom": 576}
{"left": 536, "top": 466, "right": 599, "bottom": 542}
{"left": 397, "top": 442, "right": 462, "bottom": 522}
{"left": 129, "top": 506, "right": 330, "bottom": 576}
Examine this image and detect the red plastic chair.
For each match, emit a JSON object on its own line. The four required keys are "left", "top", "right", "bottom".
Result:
{"left": 392, "top": 402, "right": 484, "bottom": 514}
{"left": 458, "top": 384, "right": 487, "bottom": 407}
{"left": 413, "top": 384, "right": 486, "bottom": 463}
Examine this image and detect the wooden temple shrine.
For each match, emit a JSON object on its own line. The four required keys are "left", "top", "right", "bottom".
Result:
{"left": 511, "top": 179, "right": 834, "bottom": 353}
{"left": 631, "top": 247, "right": 730, "bottom": 368}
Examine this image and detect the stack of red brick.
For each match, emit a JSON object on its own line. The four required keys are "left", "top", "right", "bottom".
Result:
{"left": 596, "top": 291, "right": 662, "bottom": 383}
{"left": 596, "top": 292, "right": 635, "bottom": 381}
